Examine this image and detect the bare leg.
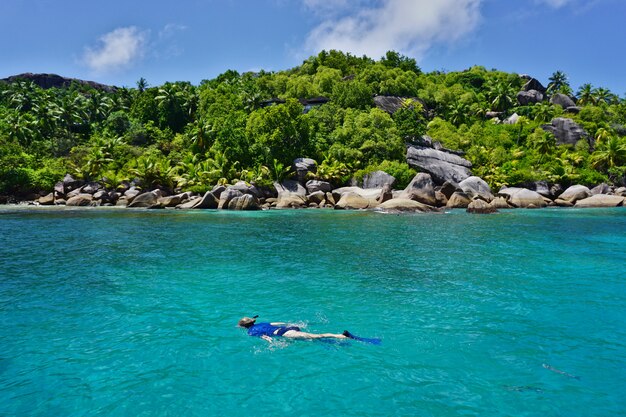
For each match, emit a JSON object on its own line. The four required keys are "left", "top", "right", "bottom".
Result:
{"left": 281, "top": 330, "right": 348, "bottom": 340}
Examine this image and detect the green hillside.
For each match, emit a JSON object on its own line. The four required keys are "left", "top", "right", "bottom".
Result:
{"left": 1, "top": 50, "right": 625, "bottom": 197}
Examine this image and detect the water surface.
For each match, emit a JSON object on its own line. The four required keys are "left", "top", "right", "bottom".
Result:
{"left": 1, "top": 207, "right": 625, "bottom": 416}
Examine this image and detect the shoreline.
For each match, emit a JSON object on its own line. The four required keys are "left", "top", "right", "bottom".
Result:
{"left": 3, "top": 167, "right": 625, "bottom": 214}
{"left": 2, "top": 202, "right": 624, "bottom": 214}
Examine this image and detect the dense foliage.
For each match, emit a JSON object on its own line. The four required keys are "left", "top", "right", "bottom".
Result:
{"left": 1, "top": 50, "right": 626, "bottom": 196}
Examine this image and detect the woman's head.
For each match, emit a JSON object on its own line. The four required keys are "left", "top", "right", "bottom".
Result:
{"left": 238, "top": 316, "right": 257, "bottom": 328}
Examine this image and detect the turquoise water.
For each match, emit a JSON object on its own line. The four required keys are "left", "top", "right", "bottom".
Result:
{"left": 0, "top": 206, "right": 625, "bottom": 416}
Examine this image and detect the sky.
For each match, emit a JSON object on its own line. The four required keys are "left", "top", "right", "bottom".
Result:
{"left": 1, "top": 0, "right": 625, "bottom": 95}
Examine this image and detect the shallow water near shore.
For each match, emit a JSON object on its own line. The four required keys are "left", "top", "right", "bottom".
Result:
{"left": 0, "top": 206, "right": 625, "bottom": 416}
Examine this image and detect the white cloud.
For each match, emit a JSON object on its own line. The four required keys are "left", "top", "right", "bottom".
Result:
{"left": 302, "top": 0, "right": 482, "bottom": 60}
{"left": 159, "top": 23, "right": 187, "bottom": 40}
{"left": 154, "top": 24, "right": 188, "bottom": 59}
{"left": 83, "top": 27, "right": 148, "bottom": 73}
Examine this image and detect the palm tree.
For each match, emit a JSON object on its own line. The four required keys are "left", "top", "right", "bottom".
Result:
{"left": 155, "top": 82, "right": 196, "bottom": 132}
{"left": 129, "top": 154, "right": 176, "bottom": 189}
{"left": 576, "top": 83, "right": 595, "bottom": 106}
{"left": 591, "top": 136, "right": 626, "bottom": 172}
{"left": 487, "top": 81, "right": 515, "bottom": 112}
{"left": 6, "top": 112, "right": 36, "bottom": 147}
{"left": 31, "top": 99, "right": 54, "bottom": 136}
{"left": 80, "top": 147, "right": 113, "bottom": 180}
{"left": 49, "top": 93, "right": 88, "bottom": 135}
{"left": 547, "top": 70, "right": 570, "bottom": 95}
{"left": 174, "top": 154, "right": 212, "bottom": 189}
{"left": 594, "top": 127, "right": 611, "bottom": 145}
{"left": 592, "top": 87, "right": 617, "bottom": 105}
{"left": 531, "top": 130, "right": 556, "bottom": 161}
{"left": 243, "top": 89, "right": 262, "bottom": 113}
{"left": 239, "top": 164, "right": 271, "bottom": 185}
{"left": 269, "top": 159, "right": 292, "bottom": 183}
{"left": 155, "top": 84, "right": 176, "bottom": 111}
{"left": 532, "top": 102, "right": 555, "bottom": 123}
{"left": 186, "top": 120, "right": 215, "bottom": 154}
{"left": 470, "top": 101, "right": 489, "bottom": 119}
{"left": 113, "top": 88, "right": 132, "bottom": 111}
{"left": 3, "top": 80, "right": 37, "bottom": 112}
{"left": 85, "top": 91, "right": 114, "bottom": 124}
{"left": 447, "top": 101, "right": 469, "bottom": 127}
{"left": 178, "top": 83, "right": 198, "bottom": 118}
{"left": 136, "top": 77, "right": 148, "bottom": 93}
{"left": 205, "top": 149, "right": 238, "bottom": 184}
{"left": 101, "top": 170, "right": 129, "bottom": 190}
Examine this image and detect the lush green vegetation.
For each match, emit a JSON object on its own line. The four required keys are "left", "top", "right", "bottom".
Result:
{"left": 1, "top": 50, "right": 626, "bottom": 196}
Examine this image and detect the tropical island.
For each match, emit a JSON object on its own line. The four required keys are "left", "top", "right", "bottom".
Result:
{"left": 1, "top": 50, "right": 625, "bottom": 212}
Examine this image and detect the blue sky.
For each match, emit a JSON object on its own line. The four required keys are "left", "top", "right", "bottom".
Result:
{"left": 1, "top": 0, "right": 624, "bottom": 95}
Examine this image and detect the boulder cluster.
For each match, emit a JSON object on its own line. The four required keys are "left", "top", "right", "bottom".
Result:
{"left": 504, "top": 77, "right": 593, "bottom": 147}
{"left": 33, "top": 154, "right": 626, "bottom": 214}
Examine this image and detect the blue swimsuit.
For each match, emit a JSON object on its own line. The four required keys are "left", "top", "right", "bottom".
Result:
{"left": 247, "top": 322, "right": 301, "bottom": 337}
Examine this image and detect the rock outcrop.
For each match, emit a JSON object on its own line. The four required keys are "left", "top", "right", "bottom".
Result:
{"left": 177, "top": 197, "right": 202, "bottom": 209}
{"left": 128, "top": 191, "right": 159, "bottom": 208}
{"left": 306, "top": 191, "right": 326, "bottom": 205}
{"left": 435, "top": 191, "right": 448, "bottom": 207}
{"left": 2, "top": 73, "right": 117, "bottom": 92}
{"left": 305, "top": 180, "right": 332, "bottom": 194}
{"left": 124, "top": 187, "right": 141, "bottom": 202}
{"left": 459, "top": 176, "right": 493, "bottom": 202}
{"left": 228, "top": 194, "right": 260, "bottom": 210}
{"left": 401, "top": 173, "right": 436, "bottom": 206}
{"left": 446, "top": 192, "right": 471, "bottom": 208}
{"left": 293, "top": 158, "right": 317, "bottom": 183}
{"left": 362, "top": 171, "right": 396, "bottom": 189}
{"left": 439, "top": 181, "right": 461, "bottom": 199}
{"left": 66, "top": 194, "right": 94, "bottom": 206}
{"left": 158, "top": 194, "right": 183, "bottom": 208}
{"left": 529, "top": 181, "right": 552, "bottom": 198}
{"left": 61, "top": 174, "right": 83, "bottom": 193}
{"left": 229, "top": 181, "right": 259, "bottom": 197}
{"left": 377, "top": 184, "right": 393, "bottom": 204}
{"left": 542, "top": 118, "right": 589, "bottom": 146}
{"left": 274, "top": 180, "right": 307, "bottom": 208}
{"left": 335, "top": 192, "right": 375, "bottom": 210}
{"left": 406, "top": 140, "right": 472, "bottom": 184}
{"left": 559, "top": 185, "right": 591, "bottom": 204}
{"left": 503, "top": 113, "right": 520, "bottom": 125}
{"left": 218, "top": 189, "right": 244, "bottom": 210}
{"left": 521, "top": 77, "right": 547, "bottom": 94}
{"left": 376, "top": 198, "right": 439, "bottom": 213}
{"left": 498, "top": 188, "right": 547, "bottom": 208}
{"left": 373, "top": 96, "right": 426, "bottom": 114}
{"left": 550, "top": 93, "right": 576, "bottom": 109}
{"left": 590, "top": 183, "right": 611, "bottom": 195}
{"left": 575, "top": 195, "right": 624, "bottom": 208}
{"left": 467, "top": 199, "right": 498, "bottom": 214}
{"left": 194, "top": 190, "right": 220, "bottom": 209}
{"left": 489, "top": 197, "right": 510, "bottom": 209}
{"left": 517, "top": 90, "right": 544, "bottom": 106}
{"left": 38, "top": 193, "right": 54, "bottom": 205}
{"left": 332, "top": 186, "right": 381, "bottom": 203}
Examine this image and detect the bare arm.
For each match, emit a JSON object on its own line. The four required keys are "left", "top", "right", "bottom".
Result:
{"left": 261, "top": 335, "right": 272, "bottom": 342}
{"left": 269, "top": 322, "right": 287, "bottom": 326}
